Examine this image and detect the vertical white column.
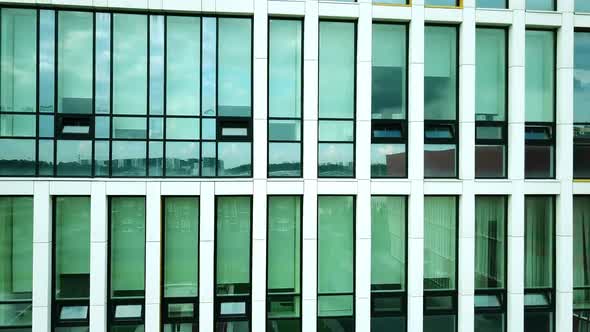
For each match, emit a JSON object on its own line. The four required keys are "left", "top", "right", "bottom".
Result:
{"left": 33, "top": 181, "right": 51, "bottom": 332}
{"left": 355, "top": 1, "right": 372, "bottom": 331}
{"left": 199, "top": 182, "right": 215, "bottom": 332}
{"left": 507, "top": 1, "right": 526, "bottom": 331}
{"left": 252, "top": 180, "right": 267, "bottom": 331}
{"left": 459, "top": 0, "right": 476, "bottom": 331}
{"left": 90, "top": 182, "right": 108, "bottom": 332}
{"left": 303, "top": 0, "right": 319, "bottom": 330}
{"left": 408, "top": 0, "right": 424, "bottom": 330}
{"left": 145, "top": 183, "right": 161, "bottom": 332}
{"left": 254, "top": 0, "right": 268, "bottom": 180}
{"left": 556, "top": 0, "right": 574, "bottom": 330}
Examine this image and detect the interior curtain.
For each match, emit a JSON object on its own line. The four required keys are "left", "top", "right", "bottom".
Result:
{"left": 475, "top": 196, "right": 505, "bottom": 289}
{"left": 371, "top": 196, "right": 405, "bottom": 289}
{"left": 524, "top": 196, "right": 553, "bottom": 289}
{"left": 424, "top": 196, "right": 457, "bottom": 290}
{"left": 268, "top": 196, "right": 301, "bottom": 293}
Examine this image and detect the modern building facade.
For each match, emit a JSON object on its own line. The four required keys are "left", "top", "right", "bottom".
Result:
{"left": 0, "top": 0, "right": 589, "bottom": 331}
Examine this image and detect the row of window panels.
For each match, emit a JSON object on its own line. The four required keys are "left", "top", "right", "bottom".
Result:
{"left": 0, "top": 195, "right": 588, "bottom": 331}
{"left": 309, "top": 0, "right": 589, "bottom": 11}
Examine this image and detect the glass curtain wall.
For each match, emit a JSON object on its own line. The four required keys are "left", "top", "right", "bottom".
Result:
{"left": 577, "top": 0, "right": 590, "bottom": 12}
{"left": 108, "top": 197, "right": 146, "bottom": 330}
{"left": 424, "top": 26, "right": 458, "bottom": 178}
{"left": 474, "top": 196, "right": 507, "bottom": 332}
{"left": 318, "top": 21, "right": 356, "bottom": 178}
{"left": 268, "top": 19, "right": 303, "bottom": 178}
{"left": 267, "top": 196, "right": 302, "bottom": 332}
{"left": 162, "top": 197, "right": 199, "bottom": 332}
{"left": 371, "top": 23, "right": 408, "bottom": 178}
{"left": 371, "top": 196, "right": 407, "bottom": 331}
{"left": 317, "top": 196, "right": 355, "bottom": 332}
{"left": 53, "top": 197, "right": 91, "bottom": 331}
{"left": 526, "top": 0, "right": 554, "bottom": 11}
{"left": 574, "top": 197, "right": 590, "bottom": 332}
{"left": 424, "top": 196, "right": 457, "bottom": 332}
{"left": 525, "top": 30, "right": 555, "bottom": 179}
{"left": 215, "top": 196, "right": 252, "bottom": 332}
{"left": 0, "top": 9, "right": 37, "bottom": 176}
{"left": 574, "top": 31, "right": 590, "bottom": 179}
{"left": 0, "top": 197, "right": 33, "bottom": 331}
{"left": 524, "top": 196, "right": 554, "bottom": 332}
{"left": 475, "top": 28, "right": 507, "bottom": 178}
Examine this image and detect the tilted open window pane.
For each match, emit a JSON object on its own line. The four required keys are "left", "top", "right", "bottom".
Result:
{"left": 475, "top": 196, "right": 506, "bottom": 290}
{"left": 110, "top": 197, "right": 146, "bottom": 298}
{"left": 524, "top": 196, "right": 554, "bottom": 289}
{"left": 476, "top": 28, "right": 506, "bottom": 122}
{"left": 55, "top": 197, "right": 90, "bottom": 300}
{"left": 424, "top": 196, "right": 457, "bottom": 291}
{"left": 525, "top": 30, "right": 555, "bottom": 123}
{"left": 371, "top": 196, "right": 406, "bottom": 291}
{"left": 164, "top": 197, "right": 199, "bottom": 298}
{"left": 425, "top": 26, "right": 457, "bottom": 121}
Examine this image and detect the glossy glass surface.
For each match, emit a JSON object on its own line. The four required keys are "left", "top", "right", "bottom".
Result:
{"left": 476, "top": 28, "right": 506, "bottom": 122}
{"left": 424, "top": 144, "right": 457, "bottom": 178}
{"left": 524, "top": 144, "right": 554, "bottom": 178}
{"left": 577, "top": 0, "right": 590, "bottom": 11}
{"left": 424, "top": 196, "right": 457, "bottom": 291}
{"left": 526, "top": 0, "right": 554, "bottom": 10}
{"left": 524, "top": 196, "right": 553, "bottom": 289}
{"left": 149, "top": 15, "right": 164, "bottom": 116}
{"left": 475, "top": 196, "right": 506, "bottom": 289}
{"left": 39, "top": 10, "right": 54, "bottom": 114}
{"left": 477, "top": 0, "right": 507, "bottom": 8}
{"left": 318, "top": 143, "right": 354, "bottom": 177}
{"left": 475, "top": 145, "right": 506, "bottom": 178}
{"left": 371, "top": 143, "right": 406, "bottom": 178}
{"left": 0, "top": 139, "right": 35, "bottom": 175}
{"left": 111, "top": 141, "right": 147, "bottom": 176}
{"left": 165, "top": 142, "right": 199, "bottom": 177}
{"left": 573, "top": 197, "right": 590, "bottom": 295}
{"left": 425, "top": 26, "right": 457, "bottom": 121}
{"left": 424, "top": 315, "right": 456, "bottom": 332}
{"left": 525, "top": 30, "right": 555, "bottom": 122}
{"left": 217, "top": 142, "right": 251, "bottom": 176}
{"left": 95, "top": 13, "right": 110, "bottom": 114}
{"left": 575, "top": 32, "right": 590, "bottom": 123}
{"left": 425, "top": 0, "right": 458, "bottom": 5}
{"left": 56, "top": 140, "right": 92, "bottom": 176}
{"left": 524, "top": 311, "right": 553, "bottom": 332}
{"left": 475, "top": 313, "right": 504, "bottom": 332}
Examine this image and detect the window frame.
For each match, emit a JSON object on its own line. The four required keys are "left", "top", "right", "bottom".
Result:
{"left": 573, "top": 29, "right": 590, "bottom": 179}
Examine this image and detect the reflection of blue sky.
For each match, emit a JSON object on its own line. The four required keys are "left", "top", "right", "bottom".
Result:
{"left": 575, "top": 32, "right": 590, "bottom": 122}
{"left": 57, "top": 140, "right": 91, "bottom": 163}
{"left": 371, "top": 144, "right": 405, "bottom": 163}
{"left": 218, "top": 142, "right": 250, "bottom": 168}
{"left": 112, "top": 141, "right": 146, "bottom": 159}
{"left": 0, "top": 139, "right": 35, "bottom": 160}
{"left": 149, "top": 16, "right": 164, "bottom": 115}
{"left": 166, "top": 142, "right": 198, "bottom": 160}
{"left": 39, "top": 10, "right": 55, "bottom": 111}
{"left": 269, "top": 143, "right": 300, "bottom": 164}
{"left": 95, "top": 13, "right": 110, "bottom": 114}
{"left": 218, "top": 18, "right": 251, "bottom": 110}
{"left": 318, "top": 143, "right": 353, "bottom": 164}
{"left": 202, "top": 18, "right": 216, "bottom": 116}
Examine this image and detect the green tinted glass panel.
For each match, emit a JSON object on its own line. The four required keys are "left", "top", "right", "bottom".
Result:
{"left": 476, "top": 28, "right": 506, "bottom": 122}
{"left": 58, "top": 11, "right": 93, "bottom": 114}
{"left": 217, "top": 142, "right": 251, "bottom": 177}
{"left": 0, "top": 197, "right": 33, "bottom": 301}
{"left": 166, "top": 118, "right": 200, "bottom": 140}
{"left": 113, "top": 14, "right": 147, "bottom": 115}
{"left": 526, "top": 30, "right": 554, "bottom": 122}
{"left": 425, "top": 26, "right": 457, "bottom": 121}
{"left": 318, "top": 143, "right": 354, "bottom": 178}
{"left": 39, "top": 10, "right": 55, "bottom": 114}
{"left": 318, "top": 196, "right": 354, "bottom": 294}
{"left": 371, "top": 196, "right": 406, "bottom": 290}
{"left": 575, "top": 32, "right": 590, "bottom": 123}
{"left": 425, "top": 0, "right": 458, "bottom": 5}
{"left": 167, "top": 16, "right": 200, "bottom": 116}
{"left": 578, "top": 0, "right": 590, "bottom": 11}
{"left": 218, "top": 18, "right": 251, "bottom": 117}
{"left": 268, "top": 142, "right": 301, "bottom": 177}
{"left": 268, "top": 196, "right": 301, "bottom": 294}
{"left": 524, "top": 196, "right": 554, "bottom": 289}
{"left": 216, "top": 196, "right": 251, "bottom": 295}
{"left": 372, "top": 24, "right": 406, "bottom": 120}
{"left": 269, "top": 19, "right": 302, "bottom": 118}
{"left": 424, "top": 196, "right": 457, "bottom": 290}
{"left": 475, "top": 196, "right": 506, "bottom": 289}
{"left": 55, "top": 197, "right": 90, "bottom": 300}
{"left": 574, "top": 196, "right": 590, "bottom": 289}
{"left": 110, "top": 197, "right": 145, "bottom": 298}
{"left": 319, "top": 121, "right": 354, "bottom": 142}
{"left": 319, "top": 21, "right": 355, "bottom": 119}
{"left": 477, "top": 0, "right": 507, "bottom": 8}
{"left": 526, "top": 0, "right": 554, "bottom": 10}
{"left": 164, "top": 197, "right": 199, "bottom": 298}
{"left": 0, "top": 9, "right": 37, "bottom": 113}
{"left": 0, "top": 114, "right": 35, "bottom": 137}
{"left": 150, "top": 15, "right": 164, "bottom": 116}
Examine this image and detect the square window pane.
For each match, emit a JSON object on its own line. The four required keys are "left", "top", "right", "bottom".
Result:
{"left": 475, "top": 313, "right": 505, "bottom": 332}
{"left": 111, "top": 141, "right": 146, "bottom": 176}
{"left": 268, "top": 142, "right": 301, "bottom": 177}
{"left": 166, "top": 118, "right": 199, "bottom": 140}
{"left": 56, "top": 140, "right": 92, "bottom": 176}
{"left": 217, "top": 142, "right": 251, "bottom": 177}
{"left": 424, "top": 144, "right": 457, "bottom": 178}
{"left": 525, "top": 144, "right": 554, "bottom": 178}
{"left": 524, "top": 311, "right": 553, "bottom": 332}
{"left": 371, "top": 143, "right": 406, "bottom": 178}
{"left": 165, "top": 142, "right": 199, "bottom": 176}
{"left": 318, "top": 143, "right": 354, "bottom": 177}
{"left": 475, "top": 145, "right": 506, "bottom": 178}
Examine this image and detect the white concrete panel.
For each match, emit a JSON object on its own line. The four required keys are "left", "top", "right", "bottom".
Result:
{"left": 424, "top": 7, "right": 462, "bottom": 23}
{"left": 407, "top": 63, "right": 424, "bottom": 122}
{"left": 356, "top": 3, "right": 371, "bottom": 63}
{"left": 253, "top": 118, "right": 268, "bottom": 179}
{"left": 556, "top": 235, "right": 573, "bottom": 292}
{"left": 407, "top": 295, "right": 423, "bottom": 332}
{"left": 252, "top": 239, "right": 267, "bottom": 301}
{"left": 90, "top": 305, "right": 106, "bottom": 332}
{"left": 509, "top": 12, "right": 526, "bottom": 68}
{"left": 303, "top": 62, "right": 319, "bottom": 120}
{"left": 50, "top": 181, "right": 91, "bottom": 195}
{"left": 460, "top": 10, "right": 476, "bottom": 66}
{"left": 302, "top": 298, "right": 317, "bottom": 332}
{"left": 268, "top": 0, "right": 306, "bottom": 15}
{"left": 32, "top": 305, "right": 50, "bottom": 332}
{"left": 303, "top": 180, "right": 318, "bottom": 240}
{"left": 252, "top": 299, "right": 266, "bottom": 331}
{"left": 507, "top": 236, "right": 524, "bottom": 294}
{"left": 356, "top": 62, "right": 371, "bottom": 122}
{"left": 356, "top": 180, "right": 371, "bottom": 239}
{"left": 199, "top": 302, "right": 214, "bottom": 332}
{"left": 199, "top": 240, "right": 215, "bottom": 303}
{"left": 106, "top": 181, "right": 146, "bottom": 196}
{"left": 32, "top": 241, "right": 51, "bottom": 306}
{"left": 370, "top": 180, "right": 412, "bottom": 195}
{"left": 302, "top": 238, "right": 318, "bottom": 299}
{"left": 508, "top": 124, "right": 525, "bottom": 180}
{"left": 355, "top": 297, "right": 370, "bottom": 332}
{"left": 91, "top": 182, "right": 108, "bottom": 243}
{"left": 201, "top": 0, "right": 214, "bottom": 11}
{"left": 148, "top": 0, "right": 162, "bottom": 10}
{"left": 573, "top": 181, "right": 590, "bottom": 194}
{"left": 409, "top": 6, "right": 424, "bottom": 65}
{"left": 216, "top": 0, "right": 254, "bottom": 13}
{"left": 200, "top": 182, "right": 215, "bottom": 242}
{"left": 108, "top": 0, "right": 148, "bottom": 8}
{"left": 475, "top": 9, "right": 513, "bottom": 25}
{"left": 356, "top": 120, "right": 371, "bottom": 180}
{"left": 145, "top": 241, "right": 161, "bottom": 304}
{"left": 459, "top": 121, "right": 476, "bottom": 180}
{"left": 371, "top": 5, "right": 412, "bottom": 21}
{"left": 556, "top": 182, "right": 573, "bottom": 236}
{"left": 144, "top": 303, "right": 160, "bottom": 332}
{"left": 523, "top": 181, "right": 561, "bottom": 194}
{"left": 145, "top": 182, "right": 161, "bottom": 243}
{"left": 556, "top": 291, "right": 573, "bottom": 332}
{"left": 458, "top": 294, "right": 474, "bottom": 332}
{"left": 356, "top": 238, "right": 371, "bottom": 298}
{"left": 525, "top": 11, "right": 562, "bottom": 27}
{"left": 458, "top": 237, "right": 475, "bottom": 295}
{"left": 507, "top": 292, "right": 524, "bottom": 332}
{"left": 317, "top": 180, "right": 358, "bottom": 194}
{"left": 160, "top": 182, "right": 200, "bottom": 196}
{"left": 318, "top": 2, "right": 359, "bottom": 18}
{"left": 0, "top": 181, "right": 33, "bottom": 195}
{"left": 254, "top": 4, "right": 269, "bottom": 61}
{"left": 407, "top": 238, "right": 424, "bottom": 297}
{"left": 423, "top": 181, "right": 463, "bottom": 195}
{"left": 33, "top": 182, "right": 51, "bottom": 244}
{"left": 266, "top": 181, "right": 305, "bottom": 195}
{"left": 163, "top": 0, "right": 201, "bottom": 11}
{"left": 460, "top": 181, "right": 475, "bottom": 239}
{"left": 408, "top": 180, "right": 424, "bottom": 239}
{"left": 253, "top": 59, "right": 268, "bottom": 119}
{"left": 473, "top": 180, "right": 513, "bottom": 195}
{"left": 303, "top": 122, "right": 318, "bottom": 179}
{"left": 90, "top": 241, "right": 108, "bottom": 306}
{"left": 252, "top": 180, "right": 267, "bottom": 240}
{"left": 574, "top": 13, "right": 590, "bottom": 28}
{"left": 214, "top": 181, "right": 253, "bottom": 195}
{"left": 304, "top": 1, "right": 319, "bottom": 61}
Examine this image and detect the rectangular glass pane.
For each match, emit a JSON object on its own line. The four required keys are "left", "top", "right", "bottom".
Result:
{"left": 39, "top": 139, "right": 54, "bottom": 176}
{"left": 268, "top": 196, "right": 301, "bottom": 294}
{"left": 475, "top": 313, "right": 505, "bottom": 332}
{"left": 425, "top": 0, "right": 457, "bottom": 5}
{"left": 113, "top": 14, "right": 147, "bottom": 115}
{"left": 475, "top": 196, "right": 506, "bottom": 289}
{"left": 318, "top": 295, "right": 354, "bottom": 317}
{"left": 149, "top": 141, "right": 163, "bottom": 177}
{"left": 424, "top": 144, "right": 457, "bottom": 178}
{"left": 164, "top": 197, "right": 199, "bottom": 298}
{"left": 0, "top": 139, "right": 35, "bottom": 176}
{"left": 165, "top": 141, "right": 199, "bottom": 177}
{"left": 167, "top": 16, "right": 200, "bottom": 116}
{"left": 577, "top": 0, "right": 590, "bottom": 11}
{"left": 524, "top": 311, "right": 553, "bottom": 332}
{"left": 371, "top": 143, "right": 406, "bottom": 178}
{"left": 1, "top": 9, "right": 37, "bottom": 113}
{"left": 424, "top": 315, "right": 457, "bottom": 332}
{"left": 110, "top": 197, "right": 145, "bottom": 298}
{"left": 149, "top": 117, "right": 163, "bottom": 139}
{"left": 149, "top": 15, "right": 164, "bottom": 116}
{"left": 202, "top": 17, "right": 216, "bottom": 117}
{"left": 318, "top": 317, "right": 354, "bottom": 332}
{"left": 39, "top": 115, "right": 54, "bottom": 138}
{"left": 218, "top": 18, "right": 251, "bottom": 117}
{"left": 425, "top": 26, "right": 457, "bottom": 121}
{"left": 319, "top": 21, "right": 355, "bottom": 119}
{"left": 525, "top": 144, "right": 554, "bottom": 178}
{"left": 371, "top": 196, "right": 406, "bottom": 290}
{"left": 372, "top": 23, "right": 407, "bottom": 120}
{"left": 575, "top": 32, "right": 590, "bottom": 123}
{"left": 526, "top": 30, "right": 555, "bottom": 122}
{"left": 477, "top": 0, "right": 507, "bottom": 8}
{"left": 201, "top": 141, "right": 216, "bottom": 176}
{"left": 56, "top": 140, "right": 92, "bottom": 176}
{"left": 112, "top": 117, "right": 147, "bottom": 139}
{"left": 0, "top": 303, "right": 32, "bottom": 327}
{"left": 475, "top": 145, "right": 506, "bottom": 178}
{"left": 39, "top": 10, "right": 55, "bottom": 114}
{"left": 372, "top": 316, "right": 406, "bottom": 332}
{"left": 216, "top": 196, "right": 251, "bottom": 295}
{"left": 268, "top": 142, "right": 301, "bottom": 177}
{"left": 269, "top": 120, "right": 301, "bottom": 141}
{"left": 58, "top": 11, "right": 93, "bottom": 114}
{"left": 318, "top": 196, "right": 354, "bottom": 294}
{"left": 95, "top": 13, "right": 110, "bottom": 114}
{"left": 217, "top": 142, "right": 251, "bottom": 177}
{"left": 476, "top": 28, "right": 506, "bottom": 121}
{"left": 94, "top": 141, "right": 109, "bottom": 176}
{"left": 574, "top": 197, "right": 590, "bottom": 289}
{"left": 424, "top": 196, "right": 457, "bottom": 290}
{"left": 55, "top": 197, "right": 90, "bottom": 300}
{"left": 0, "top": 197, "right": 33, "bottom": 301}
{"left": 319, "top": 121, "right": 354, "bottom": 142}
{"left": 111, "top": 141, "right": 147, "bottom": 176}
{"left": 166, "top": 118, "right": 200, "bottom": 140}
{"left": 268, "top": 295, "right": 301, "bottom": 319}
{"left": 524, "top": 196, "right": 554, "bottom": 289}
{"left": 0, "top": 114, "right": 35, "bottom": 137}
{"left": 526, "top": 0, "right": 554, "bottom": 10}
{"left": 269, "top": 19, "right": 302, "bottom": 118}
{"left": 318, "top": 143, "right": 354, "bottom": 177}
